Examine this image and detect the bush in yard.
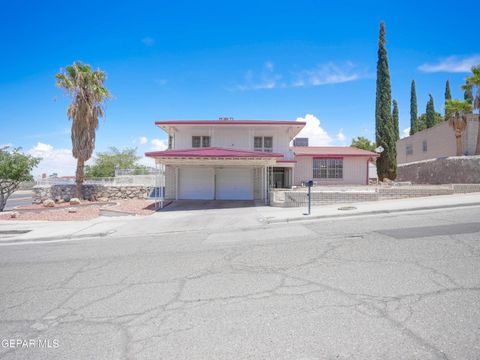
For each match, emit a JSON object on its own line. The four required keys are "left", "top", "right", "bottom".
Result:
{"left": 0, "top": 147, "right": 40, "bottom": 212}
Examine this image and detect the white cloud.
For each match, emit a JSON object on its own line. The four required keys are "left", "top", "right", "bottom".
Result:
{"left": 336, "top": 129, "right": 346, "bottom": 143}
{"left": 233, "top": 61, "right": 362, "bottom": 91}
{"left": 0, "top": 143, "right": 13, "bottom": 149}
{"left": 27, "top": 142, "right": 87, "bottom": 177}
{"left": 141, "top": 37, "right": 155, "bottom": 46}
{"left": 418, "top": 55, "right": 480, "bottom": 73}
{"left": 138, "top": 136, "right": 148, "bottom": 145}
{"left": 292, "top": 114, "right": 332, "bottom": 146}
{"left": 151, "top": 138, "right": 168, "bottom": 151}
{"left": 293, "top": 62, "right": 360, "bottom": 87}
{"left": 402, "top": 128, "right": 411, "bottom": 138}
{"left": 235, "top": 62, "right": 284, "bottom": 91}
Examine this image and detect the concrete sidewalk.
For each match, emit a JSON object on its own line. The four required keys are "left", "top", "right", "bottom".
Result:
{"left": 258, "top": 192, "right": 480, "bottom": 223}
{"left": 1, "top": 192, "right": 479, "bottom": 244}
{"left": 0, "top": 217, "right": 129, "bottom": 244}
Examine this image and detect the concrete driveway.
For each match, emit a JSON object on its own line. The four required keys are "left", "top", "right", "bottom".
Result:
{"left": 161, "top": 200, "right": 258, "bottom": 211}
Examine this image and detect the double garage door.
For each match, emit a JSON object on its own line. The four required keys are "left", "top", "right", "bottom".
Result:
{"left": 178, "top": 167, "right": 253, "bottom": 200}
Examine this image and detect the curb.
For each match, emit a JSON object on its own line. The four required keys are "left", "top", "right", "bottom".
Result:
{"left": 263, "top": 202, "right": 480, "bottom": 224}
{"left": 0, "top": 230, "right": 116, "bottom": 245}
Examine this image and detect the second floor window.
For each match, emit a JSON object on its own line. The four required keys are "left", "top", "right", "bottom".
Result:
{"left": 168, "top": 135, "right": 174, "bottom": 150}
{"left": 254, "top": 136, "right": 273, "bottom": 152}
{"left": 192, "top": 136, "right": 210, "bottom": 148}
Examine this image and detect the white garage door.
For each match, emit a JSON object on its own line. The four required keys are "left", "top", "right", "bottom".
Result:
{"left": 179, "top": 167, "right": 214, "bottom": 200}
{"left": 216, "top": 168, "right": 253, "bottom": 200}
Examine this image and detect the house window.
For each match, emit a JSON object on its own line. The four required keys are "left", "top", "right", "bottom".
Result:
{"left": 406, "top": 144, "right": 413, "bottom": 155}
{"left": 168, "top": 135, "right": 173, "bottom": 150}
{"left": 422, "top": 140, "right": 427, "bottom": 152}
{"left": 202, "top": 136, "right": 210, "bottom": 147}
{"left": 192, "top": 136, "right": 210, "bottom": 148}
{"left": 254, "top": 136, "right": 273, "bottom": 152}
{"left": 313, "top": 158, "right": 343, "bottom": 179}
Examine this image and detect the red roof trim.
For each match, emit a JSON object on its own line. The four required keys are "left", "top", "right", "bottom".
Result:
{"left": 313, "top": 156, "right": 343, "bottom": 160}
{"left": 296, "top": 154, "right": 378, "bottom": 158}
{"left": 291, "top": 146, "right": 379, "bottom": 158}
{"left": 155, "top": 120, "right": 305, "bottom": 126}
{"left": 145, "top": 147, "right": 283, "bottom": 158}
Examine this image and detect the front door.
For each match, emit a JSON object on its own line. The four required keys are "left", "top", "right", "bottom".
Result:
{"left": 273, "top": 168, "right": 285, "bottom": 188}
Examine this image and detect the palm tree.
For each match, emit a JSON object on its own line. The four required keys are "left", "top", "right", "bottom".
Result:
{"left": 56, "top": 62, "right": 111, "bottom": 198}
{"left": 461, "top": 65, "right": 480, "bottom": 154}
{"left": 448, "top": 110, "right": 468, "bottom": 156}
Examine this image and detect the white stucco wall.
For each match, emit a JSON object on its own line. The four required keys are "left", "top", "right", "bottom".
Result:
{"left": 293, "top": 156, "right": 369, "bottom": 185}
{"left": 171, "top": 126, "right": 292, "bottom": 156}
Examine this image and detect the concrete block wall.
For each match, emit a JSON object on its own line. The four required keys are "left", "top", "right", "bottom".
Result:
{"left": 270, "top": 184, "right": 480, "bottom": 207}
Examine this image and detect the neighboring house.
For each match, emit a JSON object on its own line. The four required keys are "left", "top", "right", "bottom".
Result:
{"left": 397, "top": 114, "right": 479, "bottom": 164}
{"left": 146, "top": 119, "right": 378, "bottom": 201}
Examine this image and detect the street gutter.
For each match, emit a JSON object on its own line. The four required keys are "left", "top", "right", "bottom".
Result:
{"left": 262, "top": 202, "right": 480, "bottom": 224}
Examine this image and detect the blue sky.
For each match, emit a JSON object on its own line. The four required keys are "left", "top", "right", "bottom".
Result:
{"left": 1, "top": 0, "right": 478, "bottom": 175}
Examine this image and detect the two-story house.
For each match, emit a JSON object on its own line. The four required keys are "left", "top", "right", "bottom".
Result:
{"left": 145, "top": 119, "right": 378, "bottom": 201}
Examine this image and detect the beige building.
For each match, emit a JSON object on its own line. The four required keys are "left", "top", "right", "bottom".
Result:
{"left": 145, "top": 119, "right": 379, "bottom": 201}
{"left": 397, "top": 114, "right": 480, "bottom": 164}
{"left": 292, "top": 147, "right": 378, "bottom": 186}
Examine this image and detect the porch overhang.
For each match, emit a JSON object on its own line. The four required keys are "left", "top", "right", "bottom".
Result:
{"left": 145, "top": 147, "right": 283, "bottom": 167}
{"left": 149, "top": 157, "right": 279, "bottom": 166}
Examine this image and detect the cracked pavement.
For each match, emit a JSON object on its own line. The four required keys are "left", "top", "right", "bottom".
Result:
{"left": 0, "top": 206, "right": 479, "bottom": 359}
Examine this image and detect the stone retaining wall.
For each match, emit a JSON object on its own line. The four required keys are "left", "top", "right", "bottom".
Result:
{"left": 270, "top": 184, "right": 480, "bottom": 207}
{"left": 397, "top": 156, "right": 480, "bottom": 184}
{"left": 33, "top": 184, "right": 154, "bottom": 204}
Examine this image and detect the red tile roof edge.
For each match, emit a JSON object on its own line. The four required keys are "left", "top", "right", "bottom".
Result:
{"left": 155, "top": 120, "right": 305, "bottom": 126}
{"left": 292, "top": 146, "right": 379, "bottom": 157}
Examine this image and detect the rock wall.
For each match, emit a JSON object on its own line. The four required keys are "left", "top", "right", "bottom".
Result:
{"left": 397, "top": 156, "right": 480, "bottom": 184}
{"left": 33, "top": 185, "right": 155, "bottom": 204}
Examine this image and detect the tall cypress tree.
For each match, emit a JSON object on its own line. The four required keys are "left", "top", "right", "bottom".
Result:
{"left": 445, "top": 80, "right": 451, "bottom": 117}
{"left": 375, "top": 22, "right": 396, "bottom": 180}
{"left": 392, "top": 99, "right": 399, "bottom": 141}
{"left": 410, "top": 80, "right": 418, "bottom": 135}
{"left": 445, "top": 80, "right": 452, "bottom": 101}
{"left": 426, "top": 94, "right": 436, "bottom": 128}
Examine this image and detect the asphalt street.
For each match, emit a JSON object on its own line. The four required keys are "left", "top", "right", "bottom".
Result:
{"left": 3, "top": 191, "right": 33, "bottom": 211}
{"left": 0, "top": 206, "right": 479, "bottom": 359}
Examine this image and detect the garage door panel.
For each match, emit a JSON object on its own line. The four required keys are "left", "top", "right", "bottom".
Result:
{"left": 179, "top": 168, "right": 214, "bottom": 200}
{"left": 216, "top": 168, "right": 253, "bottom": 200}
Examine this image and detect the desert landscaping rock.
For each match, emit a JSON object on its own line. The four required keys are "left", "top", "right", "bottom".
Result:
{"left": 69, "top": 198, "right": 81, "bottom": 205}
{"left": 42, "top": 199, "right": 55, "bottom": 207}
{"left": 0, "top": 199, "right": 156, "bottom": 221}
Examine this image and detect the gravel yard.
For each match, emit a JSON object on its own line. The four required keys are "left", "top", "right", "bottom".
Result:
{"left": 0, "top": 200, "right": 157, "bottom": 221}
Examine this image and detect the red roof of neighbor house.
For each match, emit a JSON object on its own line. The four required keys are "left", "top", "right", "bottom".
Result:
{"left": 145, "top": 147, "right": 284, "bottom": 158}
{"left": 155, "top": 120, "right": 305, "bottom": 126}
{"left": 292, "top": 146, "right": 379, "bottom": 157}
